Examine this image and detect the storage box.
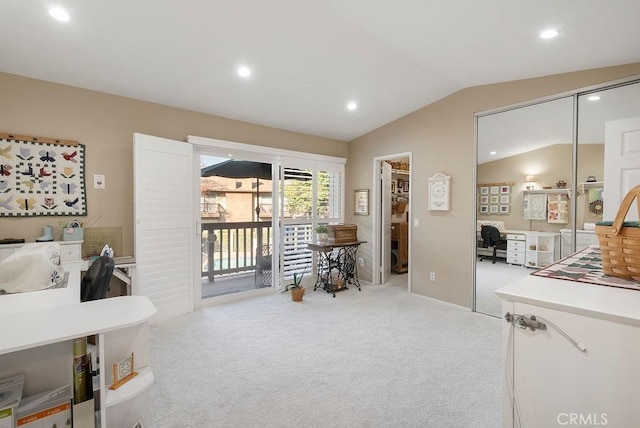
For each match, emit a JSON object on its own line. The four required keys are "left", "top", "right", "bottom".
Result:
{"left": 0, "top": 373, "right": 25, "bottom": 428}
{"left": 62, "top": 227, "right": 83, "bottom": 241}
{"left": 17, "top": 385, "right": 72, "bottom": 428}
{"left": 327, "top": 224, "right": 358, "bottom": 243}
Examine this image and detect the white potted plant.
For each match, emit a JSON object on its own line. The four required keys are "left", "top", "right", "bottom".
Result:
{"left": 315, "top": 224, "right": 329, "bottom": 241}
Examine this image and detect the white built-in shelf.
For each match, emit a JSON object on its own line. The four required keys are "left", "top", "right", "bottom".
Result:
{"left": 105, "top": 366, "right": 154, "bottom": 408}
{"left": 522, "top": 188, "right": 573, "bottom": 199}
{"left": 578, "top": 181, "right": 604, "bottom": 194}
{"left": 392, "top": 169, "right": 410, "bottom": 175}
{"left": 0, "top": 296, "right": 156, "bottom": 355}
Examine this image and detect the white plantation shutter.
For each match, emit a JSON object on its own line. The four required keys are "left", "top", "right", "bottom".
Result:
{"left": 280, "top": 158, "right": 344, "bottom": 286}
{"left": 134, "top": 133, "right": 193, "bottom": 323}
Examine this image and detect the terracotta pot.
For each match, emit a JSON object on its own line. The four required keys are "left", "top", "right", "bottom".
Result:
{"left": 290, "top": 287, "right": 305, "bottom": 302}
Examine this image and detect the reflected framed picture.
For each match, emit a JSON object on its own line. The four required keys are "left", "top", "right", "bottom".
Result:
{"left": 403, "top": 181, "right": 409, "bottom": 192}
{"left": 354, "top": 189, "right": 369, "bottom": 215}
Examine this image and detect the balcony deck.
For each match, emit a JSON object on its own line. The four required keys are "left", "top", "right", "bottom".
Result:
{"left": 201, "top": 272, "right": 270, "bottom": 298}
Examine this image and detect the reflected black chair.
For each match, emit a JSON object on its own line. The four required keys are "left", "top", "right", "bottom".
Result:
{"left": 479, "top": 225, "right": 507, "bottom": 264}
{"left": 255, "top": 245, "right": 272, "bottom": 287}
{"left": 81, "top": 256, "right": 115, "bottom": 302}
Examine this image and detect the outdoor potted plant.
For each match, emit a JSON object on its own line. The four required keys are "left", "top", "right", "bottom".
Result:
{"left": 285, "top": 273, "right": 305, "bottom": 302}
{"left": 315, "top": 224, "right": 329, "bottom": 241}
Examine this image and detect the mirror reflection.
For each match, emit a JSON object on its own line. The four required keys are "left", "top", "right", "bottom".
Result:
{"left": 476, "top": 97, "right": 574, "bottom": 317}
{"left": 475, "top": 79, "right": 640, "bottom": 318}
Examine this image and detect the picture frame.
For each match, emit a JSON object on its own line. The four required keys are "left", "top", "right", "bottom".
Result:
{"left": 499, "top": 205, "right": 510, "bottom": 214}
{"left": 490, "top": 195, "right": 499, "bottom": 204}
{"left": 403, "top": 181, "right": 409, "bottom": 192}
{"left": 499, "top": 195, "right": 510, "bottom": 204}
{"left": 110, "top": 352, "right": 138, "bottom": 390}
{"left": 490, "top": 186, "right": 500, "bottom": 194}
{"left": 391, "top": 181, "right": 396, "bottom": 193}
{"left": 354, "top": 189, "right": 369, "bottom": 216}
{"left": 480, "top": 195, "right": 489, "bottom": 204}
{"left": 489, "top": 205, "right": 499, "bottom": 214}
{"left": 500, "top": 185, "right": 510, "bottom": 194}
{"left": 479, "top": 205, "right": 489, "bottom": 214}
{"left": 480, "top": 186, "right": 489, "bottom": 195}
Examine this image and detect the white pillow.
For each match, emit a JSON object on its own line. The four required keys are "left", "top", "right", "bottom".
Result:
{"left": 0, "top": 243, "right": 64, "bottom": 294}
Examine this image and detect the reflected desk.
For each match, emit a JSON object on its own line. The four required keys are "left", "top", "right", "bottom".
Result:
{"left": 306, "top": 240, "right": 365, "bottom": 297}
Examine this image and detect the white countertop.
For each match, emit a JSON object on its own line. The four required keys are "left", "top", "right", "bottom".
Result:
{"left": 0, "top": 295, "right": 156, "bottom": 355}
{"left": 495, "top": 274, "right": 640, "bottom": 327}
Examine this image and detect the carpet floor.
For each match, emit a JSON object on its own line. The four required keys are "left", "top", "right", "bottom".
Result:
{"left": 150, "top": 279, "right": 502, "bottom": 427}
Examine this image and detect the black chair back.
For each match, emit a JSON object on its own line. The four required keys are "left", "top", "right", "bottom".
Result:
{"left": 481, "top": 225, "right": 502, "bottom": 246}
{"left": 81, "top": 256, "right": 115, "bottom": 302}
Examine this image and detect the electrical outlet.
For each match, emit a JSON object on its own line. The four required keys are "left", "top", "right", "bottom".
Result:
{"left": 358, "top": 257, "right": 364, "bottom": 266}
{"left": 429, "top": 272, "right": 436, "bottom": 281}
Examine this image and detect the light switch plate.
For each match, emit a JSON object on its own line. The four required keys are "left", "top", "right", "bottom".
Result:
{"left": 94, "top": 174, "right": 105, "bottom": 189}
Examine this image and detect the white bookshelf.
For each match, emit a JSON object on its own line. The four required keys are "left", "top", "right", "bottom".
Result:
{"left": 0, "top": 295, "right": 156, "bottom": 427}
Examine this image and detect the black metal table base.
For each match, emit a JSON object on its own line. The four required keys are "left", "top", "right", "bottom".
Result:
{"left": 312, "top": 243, "right": 362, "bottom": 297}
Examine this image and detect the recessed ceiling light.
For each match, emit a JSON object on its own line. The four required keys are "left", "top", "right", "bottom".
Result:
{"left": 490, "top": 151, "right": 497, "bottom": 155}
{"left": 49, "top": 7, "right": 70, "bottom": 22}
{"left": 540, "top": 29, "right": 559, "bottom": 39}
{"left": 237, "top": 66, "right": 251, "bottom": 78}
{"left": 347, "top": 101, "right": 357, "bottom": 111}
{"left": 588, "top": 95, "right": 601, "bottom": 101}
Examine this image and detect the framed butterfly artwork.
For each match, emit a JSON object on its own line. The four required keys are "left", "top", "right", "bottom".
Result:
{"left": 0, "top": 133, "right": 87, "bottom": 217}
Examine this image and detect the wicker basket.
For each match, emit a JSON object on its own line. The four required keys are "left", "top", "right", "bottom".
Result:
{"left": 595, "top": 185, "right": 640, "bottom": 281}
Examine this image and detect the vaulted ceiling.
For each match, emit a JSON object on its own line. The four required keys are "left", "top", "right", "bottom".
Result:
{"left": 1, "top": 1, "right": 639, "bottom": 141}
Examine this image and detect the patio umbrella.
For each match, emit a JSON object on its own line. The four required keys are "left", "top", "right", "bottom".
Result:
{"left": 201, "top": 160, "right": 272, "bottom": 219}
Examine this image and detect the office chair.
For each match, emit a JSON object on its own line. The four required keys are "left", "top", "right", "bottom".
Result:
{"left": 81, "top": 256, "right": 115, "bottom": 302}
{"left": 479, "top": 225, "right": 507, "bottom": 264}
{"left": 254, "top": 244, "right": 272, "bottom": 287}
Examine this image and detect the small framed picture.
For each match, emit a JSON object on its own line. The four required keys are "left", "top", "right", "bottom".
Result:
{"left": 480, "top": 195, "right": 489, "bottom": 204}
{"left": 397, "top": 179, "right": 404, "bottom": 190}
{"left": 403, "top": 181, "right": 409, "bottom": 192}
{"left": 490, "top": 195, "right": 499, "bottom": 204}
{"left": 499, "top": 205, "right": 510, "bottom": 214}
{"left": 354, "top": 189, "right": 369, "bottom": 216}
{"left": 479, "top": 205, "right": 489, "bottom": 214}
{"left": 500, "top": 186, "right": 510, "bottom": 194}
{"left": 391, "top": 181, "right": 396, "bottom": 193}
{"left": 490, "top": 186, "right": 499, "bottom": 195}
{"left": 480, "top": 186, "right": 489, "bottom": 195}
{"left": 489, "top": 205, "right": 499, "bottom": 214}
{"left": 500, "top": 195, "right": 510, "bottom": 204}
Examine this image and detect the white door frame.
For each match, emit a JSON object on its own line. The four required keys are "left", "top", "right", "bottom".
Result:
{"left": 372, "top": 152, "right": 412, "bottom": 292}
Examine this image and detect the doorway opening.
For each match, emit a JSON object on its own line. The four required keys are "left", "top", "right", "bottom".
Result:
{"left": 199, "top": 154, "right": 276, "bottom": 299}
{"left": 372, "top": 152, "right": 412, "bottom": 292}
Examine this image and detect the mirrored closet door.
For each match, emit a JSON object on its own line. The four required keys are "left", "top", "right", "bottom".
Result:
{"left": 475, "top": 97, "right": 574, "bottom": 317}
{"left": 475, "top": 78, "right": 640, "bottom": 318}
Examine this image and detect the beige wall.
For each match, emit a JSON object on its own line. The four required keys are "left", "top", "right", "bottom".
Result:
{"left": 0, "top": 72, "right": 347, "bottom": 255}
{"left": 347, "top": 62, "right": 640, "bottom": 309}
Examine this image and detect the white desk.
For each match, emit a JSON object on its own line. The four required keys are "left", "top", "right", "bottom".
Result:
{"left": 0, "top": 262, "right": 154, "bottom": 427}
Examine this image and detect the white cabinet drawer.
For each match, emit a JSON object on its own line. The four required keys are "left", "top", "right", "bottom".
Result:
{"left": 60, "top": 243, "right": 82, "bottom": 262}
{"left": 507, "top": 253, "right": 525, "bottom": 265}
{"left": 508, "top": 240, "right": 525, "bottom": 251}
{"left": 507, "top": 234, "right": 525, "bottom": 241}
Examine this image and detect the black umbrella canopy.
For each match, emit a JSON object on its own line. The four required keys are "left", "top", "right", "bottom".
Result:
{"left": 201, "top": 160, "right": 272, "bottom": 180}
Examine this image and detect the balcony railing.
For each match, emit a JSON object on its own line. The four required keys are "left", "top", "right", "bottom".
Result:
{"left": 201, "top": 221, "right": 272, "bottom": 281}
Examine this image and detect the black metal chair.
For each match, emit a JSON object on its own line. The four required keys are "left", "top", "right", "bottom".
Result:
{"left": 479, "top": 225, "right": 507, "bottom": 264}
{"left": 81, "top": 256, "right": 115, "bottom": 302}
{"left": 255, "top": 244, "right": 272, "bottom": 287}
